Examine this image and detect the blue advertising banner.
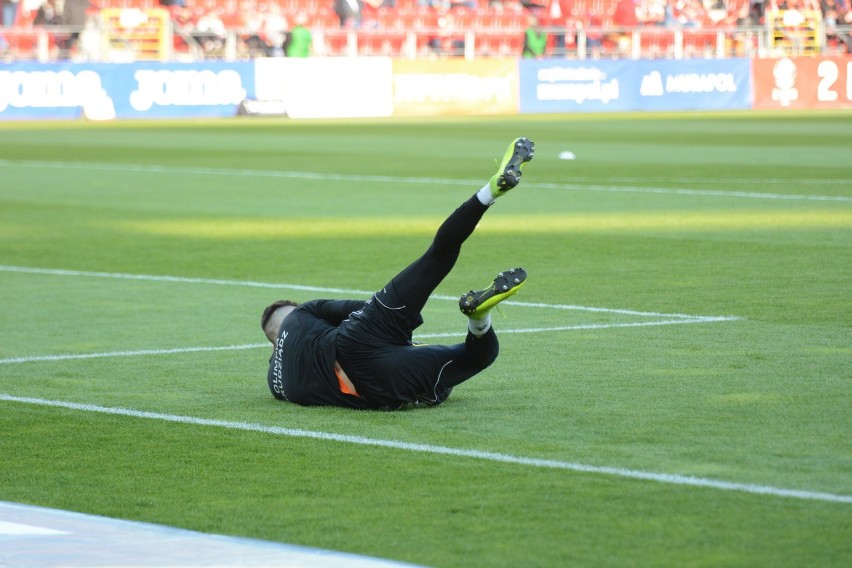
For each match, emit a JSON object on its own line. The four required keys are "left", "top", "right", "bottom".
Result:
{"left": 630, "top": 58, "right": 752, "bottom": 111}
{"left": 519, "top": 58, "right": 752, "bottom": 114}
{"left": 519, "top": 59, "right": 636, "bottom": 113}
{"left": 0, "top": 61, "right": 254, "bottom": 121}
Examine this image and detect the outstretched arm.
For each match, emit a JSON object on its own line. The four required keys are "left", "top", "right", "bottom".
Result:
{"left": 308, "top": 299, "right": 367, "bottom": 326}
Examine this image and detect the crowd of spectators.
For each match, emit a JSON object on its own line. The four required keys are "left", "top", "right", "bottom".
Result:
{"left": 1, "top": 0, "right": 849, "bottom": 58}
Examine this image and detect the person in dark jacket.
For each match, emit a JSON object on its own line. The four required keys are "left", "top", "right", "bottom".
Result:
{"left": 262, "top": 138, "right": 536, "bottom": 410}
{"left": 59, "top": 0, "right": 92, "bottom": 52}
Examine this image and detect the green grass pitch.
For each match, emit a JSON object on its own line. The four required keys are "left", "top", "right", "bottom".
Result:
{"left": 0, "top": 111, "right": 850, "bottom": 567}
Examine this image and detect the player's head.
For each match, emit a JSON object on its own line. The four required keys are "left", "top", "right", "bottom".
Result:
{"left": 261, "top": 300, "right": 299, "bottom": 343}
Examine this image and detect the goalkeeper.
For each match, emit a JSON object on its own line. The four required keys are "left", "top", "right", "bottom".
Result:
{"left": 261, "top": 138, "right": 535, "bottom": 410}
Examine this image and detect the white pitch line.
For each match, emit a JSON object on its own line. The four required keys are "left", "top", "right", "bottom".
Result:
{"left": 1, "top": 394, "right": 849, "bottom": 505}
{"left": 0, "top": 265, "right": 739, "bottom": 366}
{"left": 479, "top": 317, "right": 738, "bottom": 332}
{"left": 0, "top": 264, "right": 735, "bottom": 321}
{"left": 497, "top": 299, "right": 709, "bottom": 319}
{"left": 533, "top": 181, "right": 852, "bottom": 202}
{"left": 0, "top": 159, "right": 848, "bottom": 202}
{"left": 0, "top": 344, "right": 268, "bottom": 365}
{"left": 418, "top": 317, "right": 737, "bottom": 339}
{"left": 0, "top": 264, "right": 372, "bottom": 296}
{"left": 564, "top": 175, "right": 851, "bottom": 186}
{"left": 0, "top": 318, "right": 738, "bottom": 366}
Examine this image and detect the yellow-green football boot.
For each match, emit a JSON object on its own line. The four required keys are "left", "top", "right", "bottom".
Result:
{"left": 489, "top": 137, "right": 535, "bottom": 198}
{"left": 459, "top": 268, "right": 528, "bottom": 318}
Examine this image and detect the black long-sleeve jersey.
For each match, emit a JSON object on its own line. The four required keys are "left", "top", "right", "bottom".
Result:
{"left": 267, "top": 299, "right": 374, "bottom": 410}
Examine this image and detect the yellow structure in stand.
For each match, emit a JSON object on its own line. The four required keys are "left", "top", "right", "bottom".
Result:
{"left": 100, "top": 8, "right": 171, "bottom": 61}
{"left": 767, "top": 9, "right": 823, "bottom": 56}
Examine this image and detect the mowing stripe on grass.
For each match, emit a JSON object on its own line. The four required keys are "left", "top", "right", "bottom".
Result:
{"left": 0, "top": 318, "right": 737, "bottom": 365}
{"left": 0, "top": 265, "right": 737, "bottom": 321}
{"left": 1, "top": 394, "right": 850, "bottom": 505}
{"left": 0, "top": 160, "right": 848, "bottom": 202}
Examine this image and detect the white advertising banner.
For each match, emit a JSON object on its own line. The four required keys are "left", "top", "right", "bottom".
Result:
{"left": 254, "top": 57, "right": 394, "bottom": 119}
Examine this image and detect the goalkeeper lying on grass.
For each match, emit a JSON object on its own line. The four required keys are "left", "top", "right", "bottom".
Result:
{"left": 261, "top": 138, "right": 535, "bottom": 410}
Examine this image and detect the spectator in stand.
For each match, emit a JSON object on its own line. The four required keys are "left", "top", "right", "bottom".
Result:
{"left": 168, "top": 4, "right": 197, "bottom": 54}
{"left": 658, "top": 0, "right": 704, "bottom": 28}
{"left": 662, "top": 0, "right": 677, "bottom": 26}
{"left": 32, "top": 0, "right": 62, "bottom": 57}
{"left": 737, "top": 1, "right": 761, "bottom": 24}
{"left": 0, "top": 0, "right": 8, "bottom": 54}
{"left": 60, "top": 0, "right": 93, "bottom": 55}
{"left": 420, "top": 0, "right": 451, "bottom": 9}
{"left": 2, "top": 0, "right": 19, "bottom": 28}
{"left": 285, "top": 12, "right": 312, "bottom": 57}
{"left": 263, "top": 3, "right": 289, "bottom": 57}
{"left": 34, "top": 0, "right": 61, "bottom": 26}
{"left": 0, "top": 0, "right": 20, "bottom": 53}
{"left": 429, "top": 9, "right": 465, "bottom": 55}
{"left": 76, "top": 15, "right": 102, "bottom": 61}
{"left": 193, "top": 8, "right": 227, "bottom": 55}
{"left": 823, "top": 0, "right": 852, "bottom": 51}
{"left": 637, "top": 0, "right": 666, "bottom": 24}
{"left": 585, "top": 11, "right": 604, "bottom": 57}
{"left": 842, "top": 7, "right": 852, "bottom": 51}
{"left": 730, "top": 0, "right": 760, "bottom": 54}
{"left": 706, "top": 0, "right": 728, "bottom": 23}
{"left": 522, "top": 14, "right": 548, "bottom": 58}
{"left": 334, "top": 0, "right": 362, "bottom": 28}
{"left": 244, "top": 3, "right": 270, "bottom": 56}
{"left": 674, "top": 0, "right": 705, "bottom": 27}
{"left": 752, "top": 0, "right": 767, "bottom": 19}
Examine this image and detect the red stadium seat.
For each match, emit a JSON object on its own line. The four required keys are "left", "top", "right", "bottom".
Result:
{"left": 359, "top": 30, "right": 407, "bottom": 56}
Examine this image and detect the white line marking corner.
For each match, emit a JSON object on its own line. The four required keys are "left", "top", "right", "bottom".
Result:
{"left": 0, "top": 394, "right": 848, "bottom": 506}
{"left": 0, "top": 264, "right": 741, "bottom": 366}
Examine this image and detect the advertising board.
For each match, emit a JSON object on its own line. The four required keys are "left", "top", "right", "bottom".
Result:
{"left": 752, "top": 56, "right": 852, "bottom": 109}
{"left": 6, "top": 56, "right": 849, "bottom": 121}
{"left": 0, "top": 61, "right": 254, "bottom": 121}
{"left": 392, "top": 59, "right": 517, "bottom": 116}
{"left": 253, "top": 57, "right": 393, "bottom": 119}
{"left": 519, "top": 58, "right": 752, "bottom": 113}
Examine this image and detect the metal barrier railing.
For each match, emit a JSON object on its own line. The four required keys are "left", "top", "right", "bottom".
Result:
{"left": 1, "top": 23, "right": 850, "bottom": 62}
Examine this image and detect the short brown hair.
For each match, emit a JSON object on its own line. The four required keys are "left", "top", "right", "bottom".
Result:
{"left": 260, "top": 300, "right": 299, "bottom": 333}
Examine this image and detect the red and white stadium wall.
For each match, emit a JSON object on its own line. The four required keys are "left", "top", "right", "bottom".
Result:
{"left": 0, "top": 56, "right": 850, "bottom": 121}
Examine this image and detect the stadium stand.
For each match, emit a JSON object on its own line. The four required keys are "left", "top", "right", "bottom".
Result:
{"left": 1, "top": 0, "right": 849, "bottom": 60}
